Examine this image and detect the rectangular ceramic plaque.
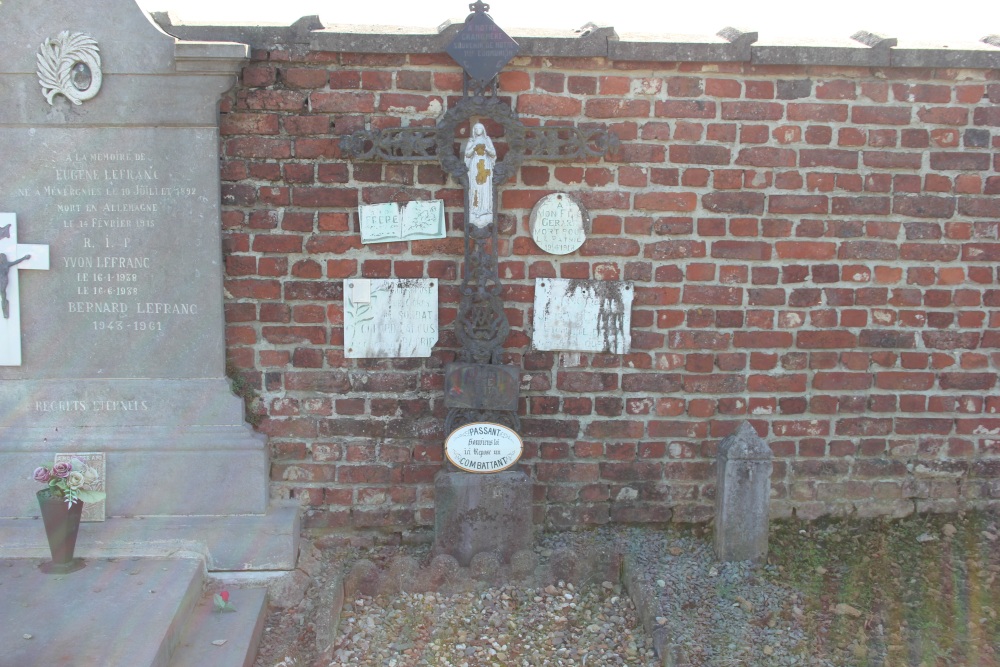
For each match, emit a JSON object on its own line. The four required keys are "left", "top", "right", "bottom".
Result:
{"left": 532, "top": 278, "right": 634, "bottom": 354}
{"left": 343, "top": 279, "right": 438, "bottom": 358}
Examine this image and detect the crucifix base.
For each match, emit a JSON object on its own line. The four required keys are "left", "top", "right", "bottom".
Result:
{"left": 432, "top": 469, "right": 533, "bottom": 566}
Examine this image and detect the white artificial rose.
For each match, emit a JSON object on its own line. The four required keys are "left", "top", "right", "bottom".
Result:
{"left": 67, "top": 471, "right": 85, "bottom": 490}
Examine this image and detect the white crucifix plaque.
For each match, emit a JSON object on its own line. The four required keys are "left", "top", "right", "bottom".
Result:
{"left": 0, "top": 213, "right": 50, "bottom": 366}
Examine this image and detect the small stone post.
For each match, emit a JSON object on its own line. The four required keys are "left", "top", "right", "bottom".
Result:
{"left": 714, "top": 421, "right": 773, "bottom": 562}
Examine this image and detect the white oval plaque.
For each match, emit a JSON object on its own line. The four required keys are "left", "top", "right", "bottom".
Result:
{"left": 445, "top": 422, "right": 523, "bottom": 473}
{"left": 529, "top": 193, "right": 589, "bottom": 255}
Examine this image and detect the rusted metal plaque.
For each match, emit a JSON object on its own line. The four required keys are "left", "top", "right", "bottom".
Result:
{"left": 444, "top": 362, "right": 519, "bottom": 411}
{"left": 446, "top": 9, "right": 519, "bottom": 83}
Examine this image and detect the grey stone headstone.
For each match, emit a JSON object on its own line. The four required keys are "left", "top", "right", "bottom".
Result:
{"left": 714, "top": 421, "right": 773, "bottom": 562}
{"left": 0, "top": 0, "right": 260, "bottom": 518}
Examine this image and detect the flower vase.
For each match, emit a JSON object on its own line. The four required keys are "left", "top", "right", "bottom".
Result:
{"left": 36, "top": 489, "right": 86, "bottom": 574}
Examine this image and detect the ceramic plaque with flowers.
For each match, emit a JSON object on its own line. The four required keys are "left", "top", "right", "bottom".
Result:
{"left": 34, "top": 455, "right": 107, "bottom": 509}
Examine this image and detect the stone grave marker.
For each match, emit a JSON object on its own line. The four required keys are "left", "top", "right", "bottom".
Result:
{"left": 714, "top": 421, "right": 773, "bottom": 562}
{"left": 343, "top": 278, "right": 438, "bottom": 358}
{"left": 0, "top": 0, "right": 295, "bottom": 568}
{"left": 528, "top": 193, "right": 588, "bottom": 255}
{"left": 532, "top": 278, "right": 634, "bottom": 354}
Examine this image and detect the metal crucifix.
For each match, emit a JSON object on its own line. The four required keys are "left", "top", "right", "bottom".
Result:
{"left": 341, "top": 1, "right": 618, "bottom": 435}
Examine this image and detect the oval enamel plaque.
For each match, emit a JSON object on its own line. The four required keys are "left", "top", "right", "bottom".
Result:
{"left": 445, "top": 422, "right": 523, "bottom": 473}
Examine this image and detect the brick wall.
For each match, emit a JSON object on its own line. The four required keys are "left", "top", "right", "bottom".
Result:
{"left": 218, "top": 45, "right": 1000, "bottom": 536}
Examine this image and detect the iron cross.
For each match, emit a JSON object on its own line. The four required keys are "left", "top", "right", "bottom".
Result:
{"left": 341, "top": 1, "right": 618, "bottom": 435}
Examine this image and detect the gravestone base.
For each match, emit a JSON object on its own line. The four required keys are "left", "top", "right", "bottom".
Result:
{"left": 0, "top": 501, "right": 299, "bottom": 571}
{"left": 433, "top": 470, "right": 533, "bottom": 567}
{"left": 1, "top": 379, "right": 269, "bottom": 518}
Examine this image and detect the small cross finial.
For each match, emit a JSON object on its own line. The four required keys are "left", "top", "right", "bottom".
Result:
{"left": 469, "top": 0, "right": 490, "bottom": 13}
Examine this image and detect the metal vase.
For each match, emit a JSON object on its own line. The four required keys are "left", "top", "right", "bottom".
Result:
{"left": 36, "top": 489, "right": 86, "bottom": 574}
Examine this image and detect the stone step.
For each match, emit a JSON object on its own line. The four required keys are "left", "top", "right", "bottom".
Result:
{"left": 168, "top": 587, "right": 268, "bottom": 667}
{"left": 0, "top": 556, "right": 204, "bottom": 667}
{"left": 0, "top": 501, "right": 300, "bottom": 571}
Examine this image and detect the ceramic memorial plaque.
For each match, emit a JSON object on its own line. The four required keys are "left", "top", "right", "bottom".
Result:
{"left": 445, "top": 422, "right": 523, "bottom": 473}
{"left": 532, "top": 278, "right": 634, "bottom": 354}
{"left": 343, "top": 279, "right": 438, "bottom": 358}
{"left": 359, "top": 200, "right": 445, "bottom": 244}
{"left": 529, "top": 193, "right": 588, "bottom": 255}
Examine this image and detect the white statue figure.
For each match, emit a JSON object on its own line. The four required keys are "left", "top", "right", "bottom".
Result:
{"left": 464, "top": 122, "right": 497, "bottom": 228}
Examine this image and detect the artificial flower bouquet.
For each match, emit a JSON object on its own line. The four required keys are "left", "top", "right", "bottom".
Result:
{"left": 33, "top": 458, "right": 107, "bottom": 507}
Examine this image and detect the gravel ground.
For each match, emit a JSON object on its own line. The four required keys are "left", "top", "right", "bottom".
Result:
{"left": 623, "top": 530, "right": 813, "bottom": 666}
{"left": 331, "top": 582, "right": 658, "bottom": 666}
{"left": 253, "top": 512, "right": 1000, "bottom": 667}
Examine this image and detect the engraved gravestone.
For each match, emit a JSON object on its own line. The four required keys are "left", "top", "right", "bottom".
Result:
{"left": 533, "top": 278, "right": 634, "bottom": 354}
{"left": 0, "top": 0, "right": 268, "bottom": 521}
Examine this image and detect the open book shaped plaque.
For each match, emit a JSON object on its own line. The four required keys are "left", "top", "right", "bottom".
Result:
{"left": 359, "top": 200, "right": 446, "bottom": 244}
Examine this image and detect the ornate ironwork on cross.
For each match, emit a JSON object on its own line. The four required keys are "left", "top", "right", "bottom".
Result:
{"left": 340, "top": 2, "right": 619, "bottom": 436}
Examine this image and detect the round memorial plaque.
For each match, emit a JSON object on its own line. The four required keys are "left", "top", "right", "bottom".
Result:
{"left": 445, "top": 422, "right": 523, "bottom": 473}
{"left": 529, "top": 193, "right": 589, "bottom": 255}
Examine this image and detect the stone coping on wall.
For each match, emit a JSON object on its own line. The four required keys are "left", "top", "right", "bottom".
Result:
{"left": 150, "top": 12, "right": 1000, "bottom": 69}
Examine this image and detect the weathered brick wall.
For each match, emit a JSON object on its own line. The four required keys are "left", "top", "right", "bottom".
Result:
{"left": 218, "top": 45, "right": 1000, "bottom": 535}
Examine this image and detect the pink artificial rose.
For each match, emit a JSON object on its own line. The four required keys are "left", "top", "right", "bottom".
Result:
{"left": 52, "top": 461, "right": 72, "bottom": 478}
{"left": 220, "top": 590, "right": 230, "bottom": 602}
{"left": 33, "top": 467, "right": 51, "bottom": 483}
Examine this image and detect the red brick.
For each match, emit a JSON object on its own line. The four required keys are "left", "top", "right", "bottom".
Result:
{"left": 831, "top": 196, "right": 891, "bottom": 215}
{"left": 682, "top": 285, "right": 742, "bottom": 306}
{"left": 788, "top": 103, "right": 849, "bottom": 122}
{"left": 775, "top": 241, "right": 836, "bottom": 260}
{"left": 669, "top": 145, "right": 731, "bottom": 165}
{"left": 513, "top": 94, "right": 580, "bottom": 116}
{"left": 711, "top": 240, "right": 771, "bottom": 260}
{"left": 769, "top": 195, "right": 828, "bottom": 214}
{"left": 931, "top": 152, "right": 992, "bottom": 171}
{"left": 813, "top": 372, "right": 872, "bottom": 390}
{"left": 721, "top": 102, "right": 783, "bottom": 120}
{"left": 585, "top": 98, "right": 650, "bottom": 118}
{"left": 645, "top": 240, "right": 706, "bottom": 260}
{"left": 706, "top": 78, "right": 741, "bottom": 97}
{"left": 654, "top": 100, "right": 716, "bottom": 118}
{"left": 973, "top": 107, "right": 1000, "bottom": 126}
{"left": 309, "top": 91, "right": 375, "bottom": 112}
{"left": 798, "top": 330, "right": 857, "bottom": 348}
{"left": 852, "top": 106, "right": 912, "bottom": 125}
{"left": 918, "top": 107, "right": 968, "bottom": 125}
{"left": 735, "top": 147, "right": 796, "bottom": 167}
{"left": 702, "top": 192, "right": 766, "bottom": 215}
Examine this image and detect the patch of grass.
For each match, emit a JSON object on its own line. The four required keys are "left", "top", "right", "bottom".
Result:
{"left": 767, "top": 511, "right": 1000, "bottom": 666}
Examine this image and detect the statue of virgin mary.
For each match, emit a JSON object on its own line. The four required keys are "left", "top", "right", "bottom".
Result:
{"left": 464, "top": 122, "right": 496, "bottom": 228}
